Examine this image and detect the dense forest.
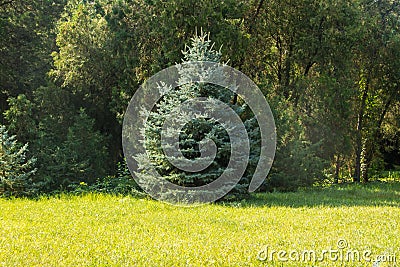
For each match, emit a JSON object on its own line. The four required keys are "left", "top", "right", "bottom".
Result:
{"left": 1, "top": 0, "right": 399, "bottom": 196}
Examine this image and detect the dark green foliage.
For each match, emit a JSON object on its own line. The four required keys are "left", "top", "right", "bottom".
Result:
{"left": 37, "top": 108, "right": 107, "bottom": 190}
{"left": 69, "top": 161, "right": 141, "bottom": 195}
{"left": 4, "top": 84, "right": 108, "bottom": 192}
{"left": 50, "top": 109, "right": 107, "bottom": 185}
{"left": 1, "top": 0, "right": 399, "bottom": 197}
{"left": 0, "top": 0, "right": 65, "bottom": 123}
{"left": 256, "top": 97, "right": 328, "bottom": 192}
{"left": 3, "top": 94, "right": 37, "bottom": 144}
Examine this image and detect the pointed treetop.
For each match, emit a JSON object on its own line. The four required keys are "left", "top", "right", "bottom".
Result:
{"left": 181, "top": 30, "right": 221, "bottom": 63}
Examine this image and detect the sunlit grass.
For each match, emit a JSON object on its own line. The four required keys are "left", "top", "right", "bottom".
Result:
{"left": 1, "top": 182, "right": 399, "bottom": 266}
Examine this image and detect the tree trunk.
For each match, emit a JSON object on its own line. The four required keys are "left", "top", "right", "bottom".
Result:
{"left": 247, "top": 0, "right": 264, "bottom": 34}
{"left": 360, "top": 140, "right": 369, "bottom": 183}
{"left": 334, "top": 155, "right": 341, "bottom": 184}
{"left": 276, "top": 35, "right": 283, "bottom": 86}
{"left": 354, "top": 148, "right": 362, "bottom": 182}
{"left": 354, "top": 76, "right": 369, "bottom": 182}
{"left": 0, "top": 92, "right": 8, "bottom": 125}
{"left": 361, "top": 159, "right": 370, "bottom": 182}
{"left": 361, "top": 94, "right": 393, "bottom": 183}
{"left": 231, "top": 0, "right": 264, "bottom": 106}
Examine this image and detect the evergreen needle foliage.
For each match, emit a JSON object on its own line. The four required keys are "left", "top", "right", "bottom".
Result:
{"left": 0, "top": 125, "right": 36, "bottom": 196}
{"left": 136, "top": 33, "right": 258, "bottom": 201}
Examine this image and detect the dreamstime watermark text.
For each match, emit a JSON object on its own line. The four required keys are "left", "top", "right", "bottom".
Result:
{"left": 257, "top": 239, "right": 397, "bottom": 264}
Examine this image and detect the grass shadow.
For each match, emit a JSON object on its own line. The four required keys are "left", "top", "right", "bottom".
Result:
{"left": 229, "top": 181, "right": 400, "bottom": 208}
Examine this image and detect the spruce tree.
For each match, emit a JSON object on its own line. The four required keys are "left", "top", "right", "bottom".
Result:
{"left": 0, "top": 125, "right": 36, "bottom": 196}
{"left": 44, "top": 109, "right": 108, "bottom": 188}
{"left": 137, "top": 33, "right": 257, "bottom": 202}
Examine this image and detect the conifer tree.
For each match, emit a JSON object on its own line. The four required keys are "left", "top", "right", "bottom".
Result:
{"left": 136, "top": 33, "right": 257, "bottom": 201}
{"left": 0, "top": 125, "right": 36, "bottom": 196}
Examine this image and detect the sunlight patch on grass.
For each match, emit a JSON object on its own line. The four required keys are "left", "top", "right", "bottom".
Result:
{"left": 0, "top": 184, "right": 399, "bottom": 266}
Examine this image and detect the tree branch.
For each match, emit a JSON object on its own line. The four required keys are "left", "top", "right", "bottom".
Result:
{"left": 0, "top": 0, "right": 14, "bottom": 7}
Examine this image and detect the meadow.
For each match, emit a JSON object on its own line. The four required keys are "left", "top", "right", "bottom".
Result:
{"left": 0, "top": 182, "right": 399, "bottom": 267}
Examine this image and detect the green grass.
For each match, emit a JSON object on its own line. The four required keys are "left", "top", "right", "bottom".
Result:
{"left": 1, "top": 182, "right": 399, "bottom": 266}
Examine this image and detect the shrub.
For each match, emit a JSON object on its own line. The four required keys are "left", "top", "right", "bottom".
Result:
{"left": 263, "top": 98, "right": 328, "bottom": 192}
{"left": 69, "top": 161, "right": 141, "bottom": 196}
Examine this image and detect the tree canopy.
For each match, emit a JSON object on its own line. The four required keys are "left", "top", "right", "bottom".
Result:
{"left": 1, "top": 0, "right": 399, "bottom": 195}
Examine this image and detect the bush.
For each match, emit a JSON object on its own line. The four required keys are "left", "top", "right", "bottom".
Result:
{"left": 35, "top": 108, "right": 108, "bottom": 191}
{"left": 263, "top": 98, "right": 328, "bottom": 192}
{"left": 69, "top": 161, "right": 142, "bottom": 196}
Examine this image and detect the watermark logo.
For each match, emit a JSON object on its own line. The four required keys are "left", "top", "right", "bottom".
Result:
{"left": 257, "top": 239, "right": 397, "bottom": 265}
{"left": 122, "top": 61, "right": 276, "bottom": 205}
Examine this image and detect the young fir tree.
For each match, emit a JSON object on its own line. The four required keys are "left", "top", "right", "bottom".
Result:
{"left": 137, "top": 33, "right": 258, "bottom": 201}
{"left": 0, "top": 125, "right": 36, "bottom": 196}
{"left": 44, "top": 108, "right": 108, "bottom": 189}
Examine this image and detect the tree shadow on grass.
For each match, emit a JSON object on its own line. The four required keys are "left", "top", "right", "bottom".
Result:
{"left": 226, "top": 181, "right": 400, "bottom": 208}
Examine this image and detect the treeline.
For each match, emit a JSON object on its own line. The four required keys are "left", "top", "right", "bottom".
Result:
{"left": 0, "top": 0, "right": 399, "bottom": 195}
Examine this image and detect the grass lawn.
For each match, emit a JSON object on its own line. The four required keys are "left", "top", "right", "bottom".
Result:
{"left": 0, "top": 182, "right": 399, "bottom": 266}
